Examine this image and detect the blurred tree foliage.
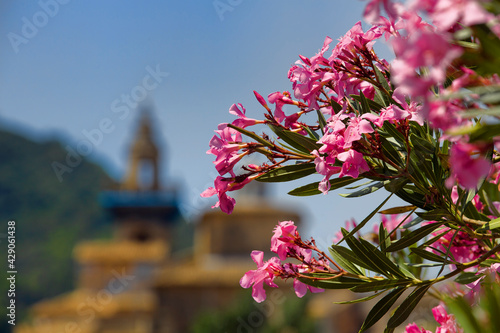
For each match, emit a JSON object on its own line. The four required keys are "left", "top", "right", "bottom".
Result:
{"left": 0, "top": 129, "right": 114, "bottom": 329}
{"left": 191, "top": 289, "right": 318, "bottom": 333}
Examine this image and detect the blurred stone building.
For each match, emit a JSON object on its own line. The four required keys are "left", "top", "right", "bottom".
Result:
{"left": 15, "top": 111, "right": 315, "bottom": 333}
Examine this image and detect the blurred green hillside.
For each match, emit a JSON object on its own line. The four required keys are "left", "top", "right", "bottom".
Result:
{"left": 0, "top": 128, "right": 114, "bottom": 330}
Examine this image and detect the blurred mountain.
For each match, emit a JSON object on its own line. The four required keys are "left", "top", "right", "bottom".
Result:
{"left": 0, "top": 128, "right": 115, "bottom": 327}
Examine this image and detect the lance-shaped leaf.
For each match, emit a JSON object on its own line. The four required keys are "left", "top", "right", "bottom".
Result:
{"left": 288, "top": 176, "right": 361, "bottom": 196}
{"left": 339, "top": 181, "right": 385, "bottom": 198}
{"left": 351, "top": 278, "right": 413, "bottom": 293}
{"left": 374, "top": 65, "right": 392, "bottom": 92}
{"left": 416, "top": 209, "right": 454, "bottom": 222}
{"left": 330, "top": 99, "right": 343, "bottom": 113}
{"left": 454, "top": 272, "right": 484, "bottom": 285}
{"left": 256, "top": 163, "right": 316, "bottom": 183}
{"left": 379, "top": 205, "right": 416, "bottom": 215}
{"left": 269, "top": 124, "right": 320, "bottom": 153}
{"left": 381, "top": 121, "right": 406, "bottom": 143}
{"left": 333, "top": 291, "right": 385, "bottom": 304}
{"left": 410, "top": 133, "right": 435, "bottom": 154}
{"left": 385, "top": 222, "right": 445, "bottom": 252}
{"left": 350, "top": 93, "right": 385, "bottom": 112}
{"left": 343, "top": 232, "right": 405, "bottom": 278}
{"left": 227, "top": 124, "right": 274, "bottom": 148}
{"left": 298, "top": 274, "right": 366, "bottom": 289}
{"left": 316, "top": 109, "right": 327, "bottom": 134}
{"left": 445, "top": 294, "right": 482, "bottom": 333}
{"left": 379, "top": 222, "right": 391, "bottom": 252}
{"left": 386, "top": 284, "right": 432, "bottom": 329}
{"left": 477, "top": 216, "right": 500, "bottom": 232}
{"left": 394, "top": 186, "right": 429, "bottom": 210}
{"left": 410, "top": 247, "right": 455, "bottom": 264}
{"left": 359, "top": 287, "right": 406, "bottom": 332}
{"left": 329, "top": 245, "right": 364, "bottom": 276}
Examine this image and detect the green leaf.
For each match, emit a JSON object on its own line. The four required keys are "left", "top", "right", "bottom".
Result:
{"left": 374, "top": 65, "right": 391, "bottom": 92}
{"left": 385, "top": 222, "right": 445, "bottom": 252}
{"left": 379, "top": 222, "right": 391, "bottom": 252}
{"left": 339, "top": 181, "right": 385, "bottom": 198}
{"left": 351, "top": 278, "right": 413, "bottom": 293}
{"left": 329, "top": 245, "right": 364, "bottom": 276}
{"left": 287, "top": 176, "right": 361, "bottom": 196}
{"left": 384, "top": 178, "right": 409, "bottom": 194}
{"left": 477, "top": 216, "right": 500, "bottom": 231}
{"left": 416, "top": 209, "right": 454, "bottom": 222}
{"left": 316, "top": 109, "right": 327, "bottom": 134}
{"left": 410, "top": 247, "right": 454, "bottom": 264}
{"left": 410, "top": 133, "right": 435, "bottom": 154}
{"left": 445, "top": 295, "right": 482, "bottom": 333}
{"left": 330, "top": 99, "right": 343, "bottom": 113}
{"left": 344, "top": 233, "right": 405, "bottom": 278}
{"left": 379, "top": 205, "right": 417, "bottom": 215}
{"left": 227, "top": 124, "right": 274, "bottom": 148}
{"left": 359, "top": 238, "right": 407, "bottom": 278}
{"left": 333, "top": 291, "right": 385, "bottom": 304}
{"left": 350, "top": 92, "right": 374, "bottom": 114}
{"left": 454, "top": 272, "right": 483, "bottom": 285}
{"left": 269, "top": 124, "right": 320, "bottom": 153}
{"left": 394, "top": 186, "right": 429, "bottom": 210}
{"left": 381, "top": 121, "right": 406, "bottom": 143}
{"left": 350, "top": 94, "right": 385, "bottom": 112}
{"left": 359, "top": 287, "right": 406, "bottom": 332}
{"left": 387, "top": 284, "right": 432, "bottom": 329}
{"left": 256, "top": 163, "right": 316, "bottom": 182}
{"left": 298, "top": 275, "right": 365, "bottom": 290}
{"left": 469, "top": 123, "right": 500, "bottom": 142}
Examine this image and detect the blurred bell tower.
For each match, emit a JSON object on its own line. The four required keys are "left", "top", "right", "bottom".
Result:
{"left": 100, "top": 108, "right": 180, "bottom": 247}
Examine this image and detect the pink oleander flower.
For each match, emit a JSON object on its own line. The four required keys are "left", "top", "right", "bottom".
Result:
{"left": 405, "top": 304, "right": 462, "bottom": 333}
{"left": 201, "top": 175, "right": 252, "bottom": 214}
{"left": 337, "top": 149, "right": 370, "bottom": 178}
{"left": 363, "top": 0, "right": 399, "bottom": 24}
{"left": 464, "top": 263, "right": 500, "bottom": 300}
{"left": 404, "top": 323, "right": 432, "bottom": 333}
{"left": 207, "top": 123, "right": 245, "bottom": 177}
{"left": 432, "top": 304, "right": 463, "bottom": 333}
{"left": 312, "top": 150, "right": 341, "bottom": 195}
{"left": 373, "top": 214, "right": 407, "bottom": 235}
{"left": 271, "top": 221, "right": 312, "bottom": 261}
{"left": 343, "top": 116, "right": 374, "bottom": 149}
{"left": 428, "top": 222, "right": 487, "bottom": 264}
{"left": 333, "top": 218, "right": 358, "bottom": 243}
{"left": 446, "top": 142, "right": 491, "bottom": 189}
{"left": 229, "top": 103, "right": 263, "bottom": 129}
{"left": 390, "top": 23, "right": 462, "bottom": 99}
{"left": 412, "top": 0, "right": 493, "bottom": 32}
{"left": 240, "top": 251, "right": 282, "bottom": 303}
{"left": 292, "top": 279, "right": 324, "bottom": 298}
{"left": 268, "top": 91, "right": 297, "bottom": 123}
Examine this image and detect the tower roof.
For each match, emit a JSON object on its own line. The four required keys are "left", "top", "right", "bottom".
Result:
{"left": 121, "top": 109, "right": 161, "bottom": 191}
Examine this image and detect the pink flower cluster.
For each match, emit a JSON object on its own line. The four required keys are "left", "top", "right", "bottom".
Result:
{"left": 404, "top": 304, "right": 463, "bottom": 333}
{"left": 201, "top": 103, "right": 266, "bottom": 214}
{"left": 363, "top": 0, "right": 498, "bottom": 188}
{"left": 240, "top": 221, "right": 326, "bottom": 303}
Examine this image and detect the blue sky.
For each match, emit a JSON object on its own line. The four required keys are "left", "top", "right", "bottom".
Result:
{"left": 0, "top": 0, "right": 403, "bottom": 246}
